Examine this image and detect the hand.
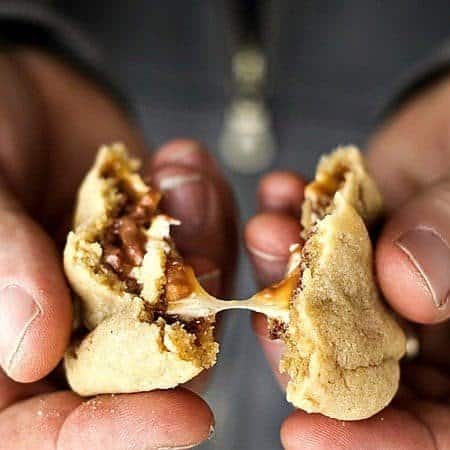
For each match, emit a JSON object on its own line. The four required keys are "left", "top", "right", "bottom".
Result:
{"left": 0, "top": 50, "right": 236, "bottom": 449}
{"left": 245, "top": 78, "right": 450, "bottom": 449}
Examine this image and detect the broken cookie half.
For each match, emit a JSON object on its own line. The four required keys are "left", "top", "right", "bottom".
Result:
{"left": 64, "top": 144, "right": 219, "bottom": 395}
{"left": 168, "top": 145, "right": 406, "bottom": 420}
{"left": 279, "top": 147, "right": 405, "bottom": 420}
{"left": 64, "top": 143, "right": 405, "bottom": 421}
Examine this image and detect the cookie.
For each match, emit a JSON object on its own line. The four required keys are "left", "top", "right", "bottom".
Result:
{"left": 63, "top": 144, "right": 405, "bottom": 420}
{"left": 64, "top": 144, "right": 218, "bottom": 396}
{"left": 275, "top": 146, "right": 405, "bottom": 420}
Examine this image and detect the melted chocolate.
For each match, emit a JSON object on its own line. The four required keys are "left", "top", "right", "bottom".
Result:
{"left": 99, "top": 182, "right": 202, "bottom": 340}
{"left": 269, "top": 319, "right": 287, "bottom": 340}
{"left": 101, "top": 189, "right": 161, "bottom": 290}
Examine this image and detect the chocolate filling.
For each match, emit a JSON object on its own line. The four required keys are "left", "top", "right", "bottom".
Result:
{"left": 269, "top": 319, "right": 288, "bottom": 340}
{"left": 99, "top": 180, "right": 204, "bottom": 341}
{"left": 141, "top": 302, "right": 209, "bottom": 346}
{"left": 158, "top": 253, "right": 208, "bottom": 345}
{"left": 101, "top": 187, "right": 161, "bottom": 294}
{"left": 164, "top": 315, "right": 210, "bottom": 345}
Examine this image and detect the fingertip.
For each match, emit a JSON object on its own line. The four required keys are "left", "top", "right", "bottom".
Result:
{"left": 151, "top": 139, "right": 216, "bottom": 173}
{"left": 280, "top": 411, "right": 342, "bottom": 450}
{"left": 151, "top": 149, "right": 237, "bottom": 295}
{"left": 280, "top": 408, "right": 431, "bottom": 450}
{"left": 245, "top": 213, "right": 300, "bottom": 286}
{"left": 258, "top": 171, "right": 306, "bottom": 217}
{"left": 245, "top": 213, "right": 300, "bottom": 262}
{"left": 149, "top": 140, "right": 234, "bottom": 220}
{"left": 251, "top": 312, "right": 270, "bottom": 338}
{"left": 280, "top": 411, "right": 359, "bottom": 450}
{"left": 376, "top": 234, "right": 445, "bottom": 324}
{"left": 0, "top": 391, "right": 82, "bottom": 450}
{"left": 376, "top": 194, "right": 450, "bottom": 324}
{"left": 152, "top": 165, "right": 227, "bottom": 266}
{"left": 0, "top": 369, "right": 54, "bottom": 412}
{"left": 58, "top": 389, "right": 214, "bottom": 450}
{"left": 186, "top": 255, "right": 222, "bottom": 297}
{"left": 152, "top": 165, "right": 209, "bottom": 238}
{"left": 252, "top": 313, "right": 289, "bottom": 389}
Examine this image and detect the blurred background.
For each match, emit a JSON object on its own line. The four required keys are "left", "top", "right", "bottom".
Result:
{"left": 46, "top": 1, "right": 450, "bottom": 448}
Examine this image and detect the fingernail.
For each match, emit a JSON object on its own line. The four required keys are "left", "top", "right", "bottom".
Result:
{"left": 159, "top": 174, "right": 202, "bottom": 191}
{"left": 158, "top": 173, "right": 209, "bottom": 236}
{"left": 253, "top": 320, "right": 290, "bottom": 389}
{"left": 0, "top": 285, "right": 41, "bottom": 372}
{"left": 162, "top": 145, "right": 200, "bottom": 163}
{"left": 208, "top": 424, "right": 215, "bottom": 440}
{"left": 157, "top": 445, "right": 197, "bottom": 450}
{"left": 157, "top": 425, "right": 215, "bottom": 449}
{"left": 395, "top": 228, "right": 450, "bottom": 308}
{"left": 247, "top": 245, "right": 289, "bottom": 262}
{"left": 247, "top": 245, "right": 288, "bottom": 287}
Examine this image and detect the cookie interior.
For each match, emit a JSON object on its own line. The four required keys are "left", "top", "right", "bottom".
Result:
{"left": 266, "top": 146, "right": 384, "bottom": 341}
{"left": 102, "top": 166, "right": 215, "bottom": 348}
{"left": 65, "top": 144, "right": 218, "bottom": 373}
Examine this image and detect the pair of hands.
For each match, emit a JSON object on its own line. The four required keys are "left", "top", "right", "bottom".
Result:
{"left": 0, "top": 49, "right": 448, "bottom": 449}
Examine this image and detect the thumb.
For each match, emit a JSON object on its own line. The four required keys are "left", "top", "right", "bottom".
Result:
{"left": 0, "top": 53, "right": 72, "bottom": 382}
{"left": 0, "top": 186, "right": 72, "bottom": 382}
{"left": 376, "top": 179, "right": 450, "bottom": 324}
{"left": 244, "top": 212, "right": 300, "bottom": 287}
{"left": 0, "top": 185, "right": 72, "bottom": 382}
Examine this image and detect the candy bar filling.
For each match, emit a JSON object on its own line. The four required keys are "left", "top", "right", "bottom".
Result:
{"left": 101, "top": 188, "right": 160, "bottom": 294}
{"left": 81, "top": 147, "right": 367, "bottom": 344}
{"left": 97, "top": 174, "right": 211, "bottom": 344}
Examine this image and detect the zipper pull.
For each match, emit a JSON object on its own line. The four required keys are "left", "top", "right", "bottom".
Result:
{"left": 219, "top": 45, "right": 277, "bottom": 173}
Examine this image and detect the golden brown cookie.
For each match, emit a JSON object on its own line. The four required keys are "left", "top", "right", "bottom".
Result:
{"left": 63, "top": 144, "right": 405, "bottom": 419}
{"left": 64, "top": 144, "right": 218, "bottom": 396}
{"left": 281, "top": 193, "right": 405, "bottom": 419}
{"left": 274, "top": 146, "right": 405, "bottom": 420}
